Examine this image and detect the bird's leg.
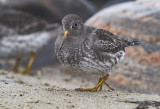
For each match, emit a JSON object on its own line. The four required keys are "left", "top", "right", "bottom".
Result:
{"left": 98, "top": 77, "right": 103, "bottom": 91}
{"left": 100, "top": 75, "right": 114, "bottom": 91}
{"left": 104, "top": 81, "right": 114, "bottom": 90}
{"left": 13, "top": 58, "right": 21, "bottom": 73}
{"left": 97, "top": 75, "right": 114, "bottom": 91}
{"left": 75, "top": 76, "right": 108, "bottom": 92}
{"left": 21, "top": 53, "right": 36, "bottom": 74}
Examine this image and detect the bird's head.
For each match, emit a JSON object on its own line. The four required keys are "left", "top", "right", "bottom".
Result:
{"left": 62, "top": 14, "right": 84, "bottom": 38}
{"left": 59, "top": 14, "right": 84, "bottom": 50}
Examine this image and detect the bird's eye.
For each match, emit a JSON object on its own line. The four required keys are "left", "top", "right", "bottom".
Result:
{"left": 74, "top": 23, "right": 78, "bottom": 27}
{"left": 71, "top": 23, "right": 78, "bottom": 29}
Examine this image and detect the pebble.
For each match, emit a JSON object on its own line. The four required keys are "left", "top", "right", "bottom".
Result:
{"left": 0, "top": 78, "right": 14, "bottom": 83}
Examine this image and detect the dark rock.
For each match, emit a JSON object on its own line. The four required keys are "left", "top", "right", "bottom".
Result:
{"left": 88, "top": 0, "right": 135, "bottom": 9}
{"left": 119, "top": 100, "right": 160, "bottom": 109}
{"left": 86, "top": 0, "right": 160, "bottom": 94}
{"left": 0, "top": 0, "right": 96, "bottom": 69}
{"left": 0, "top": 9, "right": 60, "bottom": 69}
{"left": 0, "top": 0, "right": 96, "bottom": 23}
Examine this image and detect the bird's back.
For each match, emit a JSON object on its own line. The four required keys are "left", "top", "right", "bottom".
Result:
{"left": 74, "top": 26, "right": 139, "bottom": 74}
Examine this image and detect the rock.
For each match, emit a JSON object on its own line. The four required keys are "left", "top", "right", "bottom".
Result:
{"left": 0, "top": 0, "right": 96, "bottom": 23}
{"left": 0, "top": 78, "right": 14, "bottom": 83}
{"left": 0, "top": 0, "right": 96, "bottom": 69}
{"left": 88, "top": 0, "right": 135, "bottom": 9}
{"left": 0, "top": 9, "right": 60, "bottom": 70}
{"left": 85, "top": 0, "right": 160, "bottom": 94}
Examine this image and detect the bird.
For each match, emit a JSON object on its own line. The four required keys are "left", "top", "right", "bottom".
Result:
{"left": 55, "top": 14, "right": 140, "bottom": 91}
{"left": 0, "top": 9, "right": 59, "bottom": 74}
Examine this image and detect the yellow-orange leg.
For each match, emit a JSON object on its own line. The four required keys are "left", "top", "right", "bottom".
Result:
{"left": 76, "top": 75, "right": 114, "bottom": 91}
{"left": 13, "top": 58, "right": 21, "bottom": 73}
{"left": 76, "top": 75, "right": 109, "bottom": 92}
{"left": 104, "top": 81, "right": 114, "bottom": 91}
{"left": 98, "top": 77, "right": 103, "bottom": 91}
{"left": 21, "top": 53, "right": 36, "bottom": 74}
{"left": 98, "top": 75, "right": 114, "bottom": 91}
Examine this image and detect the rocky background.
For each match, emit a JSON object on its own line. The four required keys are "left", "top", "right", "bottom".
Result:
{"left": 0, "top": 0, "right": 160, "bottom": 96}
{"left": 86, "top": 0, "right": 160, "bottom": 94}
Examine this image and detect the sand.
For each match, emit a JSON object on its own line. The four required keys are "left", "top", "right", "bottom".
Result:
{"left": 0, "top": 66, "right": 160, "bottom": 109}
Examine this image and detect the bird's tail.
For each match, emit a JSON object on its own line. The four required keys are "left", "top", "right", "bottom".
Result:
{"left": 124, "top": 39, "right": 141, "bottom": 47}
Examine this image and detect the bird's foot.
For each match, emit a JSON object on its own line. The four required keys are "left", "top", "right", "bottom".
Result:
{"left": 75, "top": 87, "right": 99, "bottom": 92}
{"left": 21, "top": 68, "right": 31, "bottom": 75}
{"left": 75, "top": 76, "right": 108, "bottom": 92}
{"left": 75, "top": 75, "right": 114, "bottom": 92}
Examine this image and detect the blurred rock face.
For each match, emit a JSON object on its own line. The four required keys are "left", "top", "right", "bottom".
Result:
{"left": 0, "top": 0, "right": 96, "bottom": 69}
{"left": 0, "top": 9, "right": 60, "bottom": 71}
{"left": 0, "top": 0, "right": 137, "bottom": 70}
{"left": 86, "top": 0, "right": 160, "bottom": 94}
{"left": 88, "top": 0, "right": 135, "bottom": 9}
{"left": 0, "top": 0, "right": 96, "bottom": 23}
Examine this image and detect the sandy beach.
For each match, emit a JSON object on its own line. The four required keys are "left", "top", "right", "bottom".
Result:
{"left": 0, "top": 67, "right": 160, "bottom": 109}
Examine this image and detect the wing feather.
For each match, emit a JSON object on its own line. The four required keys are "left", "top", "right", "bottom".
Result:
{"left": 93, "top": 29, "right": 125, "bottom": 53}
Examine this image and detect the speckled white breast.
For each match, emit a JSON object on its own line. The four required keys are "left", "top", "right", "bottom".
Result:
{"left": 77, "top": 51, "right": 125, "bottom": 75}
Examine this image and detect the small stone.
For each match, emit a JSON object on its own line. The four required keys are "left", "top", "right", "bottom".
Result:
{"left": 46, "top": 102, "right": 51, "bottom": 104}
{"left": 66, "top": 94, "right": 72, "bottom": 97}
{"left": 5, "top": 82, "right": 8, "bottom": 84}
{"left": 35, "top": 100, "right": 39, "bottom": 103}
{"left": 0, "top": 78, "right": 14, "bottom": 83}
{"left": 71, "top": 105, "right": 75, "bottom": 108}
{"left": 19, "top": 94, "right": 24, "bottom": 96}
{"left": 44, "top": 82, "right": 50, "bottom": 86}
{"left": 64, "top": 78, "right": 70, "bottom": 82}
{"left": 102, "top": 95, "right": 108, "bottom": 98}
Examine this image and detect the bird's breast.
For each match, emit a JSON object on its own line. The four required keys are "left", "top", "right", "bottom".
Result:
{"left": 55, "top": 44, "right": 81, "bottom": 65}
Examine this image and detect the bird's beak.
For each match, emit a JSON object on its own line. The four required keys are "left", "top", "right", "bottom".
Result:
{"left": 59, "top": 30, "right": 69, "bottom": 51}
{"left": 64, "top": 30, "right": 69, "bottom": 38}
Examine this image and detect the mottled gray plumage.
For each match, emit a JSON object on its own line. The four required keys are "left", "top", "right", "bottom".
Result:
{"left": 55, "top": 14, "right": 140, "bottom": 76}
